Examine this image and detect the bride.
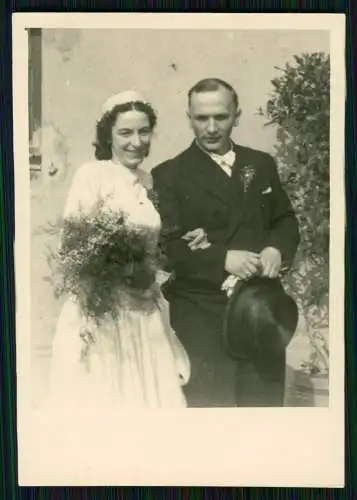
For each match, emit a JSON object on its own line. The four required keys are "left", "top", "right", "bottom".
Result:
{"left": 48, "top": 90, "right": 190, "bottom": 410}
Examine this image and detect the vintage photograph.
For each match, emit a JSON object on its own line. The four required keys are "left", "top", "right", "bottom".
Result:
{"left": 29, "top": 27, "right": 330, "bottom": 410}
{"left": 14, "top": 13, "right": 345, "bottom": 486}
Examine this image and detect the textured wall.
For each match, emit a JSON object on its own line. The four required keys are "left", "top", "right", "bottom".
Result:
{"left": 41, "top": 29, "right": 329, "bottom": 177}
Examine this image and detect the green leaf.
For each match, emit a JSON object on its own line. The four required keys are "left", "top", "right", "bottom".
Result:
{"left": 258, "top": 51, "right": 330, "bottom": 341}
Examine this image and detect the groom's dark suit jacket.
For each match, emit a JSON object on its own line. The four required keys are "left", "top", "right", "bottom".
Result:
{"left": 152, "top": 141, "right": 300, "bottom": 317}
{"left": 152, "top": 141, "right": 299, "bottom": 406}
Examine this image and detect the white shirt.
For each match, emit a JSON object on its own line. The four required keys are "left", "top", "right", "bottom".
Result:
{"left": 196, "top": 140, "right": 236, "bottom": 177}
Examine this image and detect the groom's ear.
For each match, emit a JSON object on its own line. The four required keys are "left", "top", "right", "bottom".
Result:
{"left": 187, "top": 110, "right": 193, "bottom": 129}
{"left": 234, "top": 108, "right": 242, "bottom": 127}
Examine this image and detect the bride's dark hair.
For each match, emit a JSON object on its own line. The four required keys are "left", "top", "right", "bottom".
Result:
{"left": 224, "top": 277, "right": 298, "bottom": 363}
{"left": 93, "top": 101, "right": 157, "bottom": 161}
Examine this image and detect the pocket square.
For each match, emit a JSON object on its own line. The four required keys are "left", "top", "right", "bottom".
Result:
{"left": 262, "top": 187, "right": 272, "bottom": 195}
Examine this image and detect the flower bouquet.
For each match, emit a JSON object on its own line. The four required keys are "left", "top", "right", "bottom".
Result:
{"left": 47, "top": 198, "right": 164, "bottom": 324}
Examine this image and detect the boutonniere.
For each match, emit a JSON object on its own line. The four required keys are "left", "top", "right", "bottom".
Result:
{"left": 240, "top": 165, "right": 256, "bottom": 193}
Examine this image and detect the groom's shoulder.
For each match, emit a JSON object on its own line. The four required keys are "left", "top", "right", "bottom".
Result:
{"left": 236, "top": 144, "right": 278, "bottom": 175}
{"left": 236, "top": 144, "right": 275, "bottom": 164}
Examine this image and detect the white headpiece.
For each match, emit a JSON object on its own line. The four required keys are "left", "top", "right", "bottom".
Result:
{"left": 101, "top": 90, "right": 149, "bottom": 115}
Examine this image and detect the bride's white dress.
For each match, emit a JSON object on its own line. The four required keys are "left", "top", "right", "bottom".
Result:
{"left": 48, "top": 160, "right": 190, "bottom": 410}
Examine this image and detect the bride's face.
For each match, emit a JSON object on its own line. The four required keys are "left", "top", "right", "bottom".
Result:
{"left": 111, "top": 110, "right": 153, "bottom": 169}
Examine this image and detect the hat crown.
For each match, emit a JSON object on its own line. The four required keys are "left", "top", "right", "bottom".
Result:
{"left": 101, "top": 90, "right": 148, "bottom": 115}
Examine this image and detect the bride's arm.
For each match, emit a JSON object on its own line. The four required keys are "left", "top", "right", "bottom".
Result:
{"left": 57, "top": 163, "right": 99, "bottom": 248}
{"left": 156, "top": 270, "right": 172, "bottom": 287}
{"left": 63, "top": 163, "right": 98, "bottom": 219}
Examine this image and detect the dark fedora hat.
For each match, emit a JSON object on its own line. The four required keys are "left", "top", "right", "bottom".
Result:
{"left": 223, "top": 276, "right": 299, "bottom": 361}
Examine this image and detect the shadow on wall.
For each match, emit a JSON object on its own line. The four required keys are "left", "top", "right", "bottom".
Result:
{"left": 40, "top": 121, "right": 70, "bottom": 182}
{"left": 43, "top": 28, "right": 81, "bottom": 63}
{"left": 285, "top": 366, "right": 315, "bottom": 407}
{"left": 31, "top": 123, "right": 70, "bottom": 187}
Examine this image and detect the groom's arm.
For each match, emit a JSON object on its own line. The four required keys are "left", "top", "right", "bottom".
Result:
{"left": 152, "top": 163, "right": 229, "bottom": 288}
{"left": 263, "top": 154, "right": 300, "bottom": 267}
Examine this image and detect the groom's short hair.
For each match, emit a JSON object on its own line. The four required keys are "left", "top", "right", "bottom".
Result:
{"left": 188, "top": 78, "right": 239, "bottom": 109}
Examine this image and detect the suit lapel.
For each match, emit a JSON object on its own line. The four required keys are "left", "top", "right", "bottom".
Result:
{"left": 227, "top": 144, "right": 250, "bottom": 239}
{"left": 183, "top": 142, "right": 252, "bottom": 239}
{"left": 185, "top": 142, "right": 233, "bottom": 207}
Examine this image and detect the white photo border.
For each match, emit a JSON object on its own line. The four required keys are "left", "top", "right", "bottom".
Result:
{"left": 13, "top": 13, "right": 345, "bottom": 487}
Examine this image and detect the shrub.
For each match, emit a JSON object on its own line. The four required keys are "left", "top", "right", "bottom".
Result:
{"left": 258, "top": 52, "right": 330, "bottom": 374}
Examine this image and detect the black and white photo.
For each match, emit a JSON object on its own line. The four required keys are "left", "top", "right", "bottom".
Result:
{"left": 13, "top": 13, "right": 345, "bottom": 487}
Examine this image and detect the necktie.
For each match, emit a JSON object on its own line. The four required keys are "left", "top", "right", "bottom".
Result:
{"left": 211, "top": 150, "right": 236, "bottom": 176}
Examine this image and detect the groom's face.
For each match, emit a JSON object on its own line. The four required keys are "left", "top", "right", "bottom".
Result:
{"left": 188, "top": 87, "right": 240, "bottom": 155}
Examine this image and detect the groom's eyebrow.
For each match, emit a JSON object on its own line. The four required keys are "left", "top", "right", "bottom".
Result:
{"left": 194, "top": 112, "right": 230, "bottom": 119}
{"left": 116, "top": 128, "right": 132, "bottom": 133}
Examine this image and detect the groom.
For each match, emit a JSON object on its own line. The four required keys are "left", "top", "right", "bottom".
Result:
{"left": 152, "top": 78, "right": 299, "bottom": 407}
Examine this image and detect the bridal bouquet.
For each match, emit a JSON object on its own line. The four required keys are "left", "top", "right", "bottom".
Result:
{"left": 47, "top": 198, "right": 163, "bottom": 323}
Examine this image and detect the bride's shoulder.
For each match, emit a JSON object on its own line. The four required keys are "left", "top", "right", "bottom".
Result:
{"left": 71, "top": 160, "right": 104, "bottom": 184}
{"left": 76, "top": 160, "right": 103, "bottom": 174}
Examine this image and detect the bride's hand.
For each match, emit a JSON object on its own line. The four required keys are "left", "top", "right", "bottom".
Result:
{"left": 182, "top": 228, "right": 211, "bottom": 251}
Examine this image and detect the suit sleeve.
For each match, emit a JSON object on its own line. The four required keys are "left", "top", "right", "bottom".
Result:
{"left": 152, "top": 165, "right": 228, "bottom": 287}
{"left": 265, "top": 155, "right": 300, "bottom": 267}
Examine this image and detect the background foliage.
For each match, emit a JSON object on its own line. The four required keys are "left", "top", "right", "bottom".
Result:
{"left": 259, "top": 52, "right": 330, "bottom": 374}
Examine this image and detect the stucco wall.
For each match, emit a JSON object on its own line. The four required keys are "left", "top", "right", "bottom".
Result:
{"left": 41, "top": 28, "right": 329, "bottom": 177}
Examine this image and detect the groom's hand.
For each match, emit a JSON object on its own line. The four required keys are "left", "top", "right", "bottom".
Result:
{"left": 260, "top": 247, "right": 282, "bottom": 278}
{"left": 225, "top": 250, "right": 261, "bottom": 280}
{"left": 182, "top": 228, "right": 211, "bottom": 251}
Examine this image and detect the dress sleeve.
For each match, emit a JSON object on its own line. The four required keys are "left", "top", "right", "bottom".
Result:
{"left": 63, "top": 163, "right": 99, "bottom": 219}
{"left": 157, "top": 291, "right": 191, "bottom": 386}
